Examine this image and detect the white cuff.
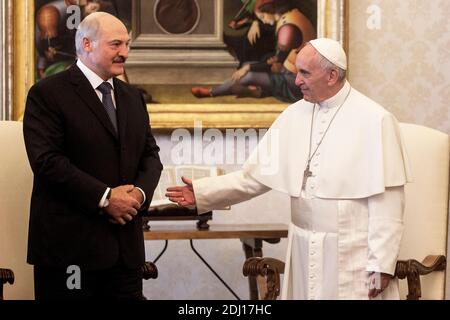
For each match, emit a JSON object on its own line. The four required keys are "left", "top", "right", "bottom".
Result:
{"left": 98, "top": 187, "right": 110, "bottom": 208}
{"left": 135, "top": 187, "right": 146, "bottom": 206}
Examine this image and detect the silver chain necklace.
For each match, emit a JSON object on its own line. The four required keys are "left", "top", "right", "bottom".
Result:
{"left": 302, "top": 87, "right": 352, "bottom": 190}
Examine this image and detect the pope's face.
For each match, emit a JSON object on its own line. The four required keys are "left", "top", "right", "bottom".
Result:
{"left": 295, "top": 45, "right": 331, "bottom": 103}
{"left": 83, "top": 16, "right": 130, "bottom": 80}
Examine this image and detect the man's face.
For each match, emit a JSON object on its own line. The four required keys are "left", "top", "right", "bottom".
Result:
{"left": 295, "top": 45, "right": 331, "bottom": 103}
{"left": 84, "top": 16, "right": 130, "bottom": 80}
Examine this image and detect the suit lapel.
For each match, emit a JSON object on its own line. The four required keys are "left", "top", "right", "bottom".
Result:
{"left": 69, "top": 65, "right": 118, "bottom": 140}
{"left": 113, "top": 78, "right": 128, "bottom": 144}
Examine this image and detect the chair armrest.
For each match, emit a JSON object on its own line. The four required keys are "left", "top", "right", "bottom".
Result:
{"left": 0, "top": 268, "right": 15, "bottom": 300}
{"left": 142, "top": 261, "right": 158, "bottom": 280}
{"left": 243, "top": 257, "right": 285, "bottom": 300}
{"left": 243, "top": 255, "right": 447, "bottom": 300}
{"left": 395, "top": 255, "right": 446, "bottom": 300}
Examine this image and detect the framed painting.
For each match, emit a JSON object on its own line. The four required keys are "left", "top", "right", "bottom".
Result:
{"left": 12, "top": 0, "right": 348, "bottom": 128}
{"left": 12, "top": 0, "right": 131, "bottom": 121}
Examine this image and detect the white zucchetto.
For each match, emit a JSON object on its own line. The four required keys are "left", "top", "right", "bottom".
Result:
{"left": 309, "top": 38, "right": 347, "bottom": 70}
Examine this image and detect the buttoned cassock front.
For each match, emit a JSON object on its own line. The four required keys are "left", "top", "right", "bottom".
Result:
{"left": 193, "top": 82, "right": 412, "bottom": 299}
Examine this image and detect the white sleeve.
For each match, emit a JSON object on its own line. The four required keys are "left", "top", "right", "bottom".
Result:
{"left": 366, "top": 186, "right": 405, "bottom": 275}
{"left": 193, "top": 170, "right": 271, "bottom": 214}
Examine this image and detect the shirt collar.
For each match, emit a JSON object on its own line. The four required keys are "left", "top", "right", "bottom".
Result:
{"left": 318, "top": 80, "right": 351, "bottom": 109}
{"left": 76, "top": 59, "right": 114, "bottom": 91}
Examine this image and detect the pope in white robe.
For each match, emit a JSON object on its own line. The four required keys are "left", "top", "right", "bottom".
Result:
{"left": 166, "top": 38, "right": 412, "bottom": 300}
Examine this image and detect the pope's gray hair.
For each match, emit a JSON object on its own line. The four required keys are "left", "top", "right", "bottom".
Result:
{"left": 317, "top": 55, "right": 346, "bottom": 82}
{"left": 306, "top": 42, "right": 346, "bottom": 82}
{"left": 75, "top": 12, "right": 111, "bottom": 57}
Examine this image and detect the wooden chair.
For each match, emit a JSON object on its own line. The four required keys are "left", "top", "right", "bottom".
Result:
{"left": 244, "top": 123, "right": 449, "bottom": 300}
{"left": 0, "top": 121, "right": 157, "bottom": 299}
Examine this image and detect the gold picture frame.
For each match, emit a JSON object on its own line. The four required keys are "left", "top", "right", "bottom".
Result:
{"left": 12, "top": 0, "right": 348, "bottom": 128}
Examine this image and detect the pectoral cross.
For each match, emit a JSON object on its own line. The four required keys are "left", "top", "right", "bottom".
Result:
{"left": 302, "top": 164, "right": 313, "bottom": 190}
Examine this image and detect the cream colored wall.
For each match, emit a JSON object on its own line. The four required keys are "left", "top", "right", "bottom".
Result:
{"left": 348, "top": 0, "right": 450, "bottom": 134}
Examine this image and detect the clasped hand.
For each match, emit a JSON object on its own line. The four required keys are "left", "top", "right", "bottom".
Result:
{"left": 104, "top": 185, "right": 142, "bottom": 225}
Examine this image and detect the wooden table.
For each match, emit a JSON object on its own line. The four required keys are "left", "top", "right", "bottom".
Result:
{"left": 143, "top": 223, "right": 288, "bottom": 300}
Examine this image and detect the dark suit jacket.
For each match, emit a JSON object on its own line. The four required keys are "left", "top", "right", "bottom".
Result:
{"left": 23, "top": 64, "right": 163, "bottom": 270}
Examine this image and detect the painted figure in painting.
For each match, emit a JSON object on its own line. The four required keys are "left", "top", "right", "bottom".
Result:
{"left": 224, "top": 0, "right": 276, "bottom": 68}
{"left": 192, "top": 0, "right": 316, "bottom": 103}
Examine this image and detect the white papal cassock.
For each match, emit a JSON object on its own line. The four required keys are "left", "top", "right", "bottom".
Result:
{"left": 193, "top": 81, "right": 412, "bottom": 299}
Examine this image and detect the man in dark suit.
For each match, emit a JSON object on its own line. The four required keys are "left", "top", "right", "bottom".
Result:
{"left": 23, "top": 12, "right": 163, "bottom": 300}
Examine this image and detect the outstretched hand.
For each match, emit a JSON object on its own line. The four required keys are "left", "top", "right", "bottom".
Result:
{"left": 166, "top": 176, "right": 196, "bottom": 207}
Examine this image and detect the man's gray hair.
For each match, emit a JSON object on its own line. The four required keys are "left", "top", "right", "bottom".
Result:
{"left": 307, "top": 42, "right": 347, "bottom": 82}
{"left": 75, "top": 12, "right": 110, "bottom": 57}
{"left": 317, "top": 55, "right": 346, "bottom": 81}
